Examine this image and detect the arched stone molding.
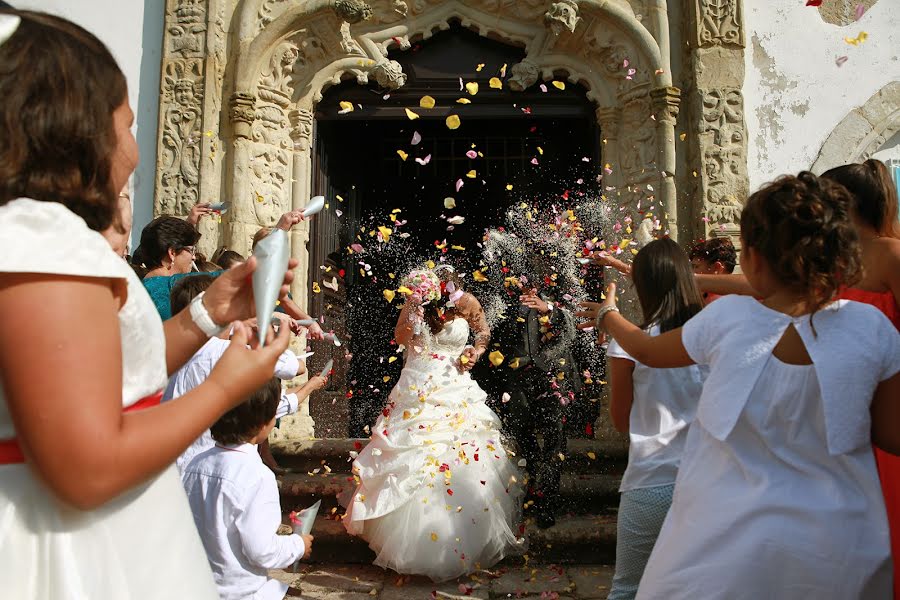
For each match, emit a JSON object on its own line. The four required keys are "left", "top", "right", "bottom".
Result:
{"left": 811, "top": 82, "right": 900, "bottom": 173}
{"left": 221, "top": 0, "right": 681, "bottom": 284}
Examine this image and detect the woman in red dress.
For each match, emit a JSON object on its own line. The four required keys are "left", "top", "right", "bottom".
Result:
{"left": 823, "top": 159, "right": 900, "bottom": 598}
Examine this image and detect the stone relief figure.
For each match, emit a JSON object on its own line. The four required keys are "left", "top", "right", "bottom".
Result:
{"left": 508, "top": 60, "right": 540, "bottom": 91}
{"left": 259, "top": 42, "right": 299, "bottom": 96}
{"left": 699, "top": 88, "right": 747, "bottom": 222}
{"left": 621, "top": 99, "right": 658, "bottom": 177}
{"left": 158, "top": 60, "right": 203, "bottom": 216}
{"left": 252, "top": 104, "right": 292, "bottom": 150}
{"left": 249, "top": 148, "right": 291, "bottom": 226}
{"left": 697, "top": 0, "right": 742, "bottom": 47}
{"left": 333, "top": 0, "right": 374, "bottom": 23}
{"left": 372, "top": 60, "right": 407, "bottom": 90}
{"left": 545, "top": 0, "right": 581, "bottom": 35}
{"left": 340, "top": 21, "right": 365, "bottom": 56}
{"left": 168, "top": 0, "right": 206, "bottom": 58}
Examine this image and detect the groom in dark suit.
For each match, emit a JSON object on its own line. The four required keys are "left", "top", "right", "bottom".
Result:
{"left": 477, "top": 280, "right": 580, "bottom": 528}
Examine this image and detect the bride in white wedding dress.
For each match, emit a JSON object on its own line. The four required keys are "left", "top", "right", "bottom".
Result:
{"left": 343, "top": 268, "right": 525, "bottom": 581}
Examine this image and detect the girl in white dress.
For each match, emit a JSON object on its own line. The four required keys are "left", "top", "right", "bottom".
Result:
{"left": 605, "top": 238, "right": 707, "bottom": 600}
{"left": 0, "top": 11, "right": 296, "bottom": 598}
{"left": 344, "top": 268, "right": 525, "bottom": 581}
{"left": 582, "top": 172, "right": 900, "bottom": 599}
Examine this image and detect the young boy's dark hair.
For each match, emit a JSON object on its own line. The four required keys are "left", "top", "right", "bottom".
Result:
{"left": 211, "top": 377, "right": 282, "bottom": 445}
{"left": 689, "top": 237, "right": 737, "bottom": 274}
{"left": 169, "top": 274, "right": 216, "bottom": 315}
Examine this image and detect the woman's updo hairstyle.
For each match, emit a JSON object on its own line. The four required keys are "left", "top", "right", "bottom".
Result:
{"left": 821, "top": 159, "right": 900, "bottom": 239}
{"left": 0, "top": 10, "right": 128, "bottom": 232}
{"left": 740, "top": 171, "right": 862, "bottom": 314}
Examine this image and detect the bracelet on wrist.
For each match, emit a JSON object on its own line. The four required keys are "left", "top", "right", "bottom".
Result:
{"left": 594, "top": 305, "right": 620, "bottom": 332}
{"left": 189, "top": 291, "right": 227, "bottom": 338}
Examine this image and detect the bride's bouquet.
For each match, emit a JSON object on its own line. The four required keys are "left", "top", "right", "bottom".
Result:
{"left": 399, "top": 269, "right": 442, "bottom": 305}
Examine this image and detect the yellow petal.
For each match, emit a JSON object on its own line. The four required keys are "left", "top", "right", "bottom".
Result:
{"left": 444, "top": 197, "right": 456, "bottom": 209}
{"left": 339, "top": 101, "right": 354, "bottom": 113}
{"left": 552, "top": 81, "right": 566, "bottom": 90}
{"left": 312, "top": 282, "right": 321, "bottom": 293}
{"left": 431, "top": 532, "right": 438, "bottom": 541}
{"left": 397, "top": 286, "right": 413, "bottom": 295}
{"left": 465, "top": 82, "right": 479, "bottom": 96}
{"left": 489, "top": 77, "right": 503, "bottom": 89}
{"left": 388, "top": 356, "right": 398, "bottom": 363}
{"left": 587, "top": 452, "right": 597, "bottom": 460}
{"left": 405, "top": 108, "right": 420, "bottom": 120}
{"left": 537, "top": 147, "right": 544, "bottom": 155}
{"left": 459, "top": 355, "right": 469, "bottom": 365}
{"left": 476, "top": 63, "right": 485, "bottom": 72}
{"left": 472, "top": 270, "right": 487, "bottom": 282}
{"left": 489, "top": 350, "right": 505, "bottom": 366}
{"left": 509, "top": 357, "right": 520, "bottom": 369}
{"left": 419, "top": 95, "right": 436, "bottom": 109}
{"left": 466, "top": 169, "right": 477, "bottom": 178}
{"left": 456, "top": 98, "right": 472, "bottom": 104}
{"left": 425, "top": 260, "right": 435, "bottom": 269}
{"left": 378, "top": 225, "right": 392, "bottom": 242}
{"left": 397, "top": 150, "right": 408, "bottom": 161}
{"left": 383, "top": 289, "right": 396, "bottom": 302}
{"left": 446, "top": 115, "right": 461, "bottom": 130}
{"left": 506, "top": 184, "right": 514, "bottom": 191}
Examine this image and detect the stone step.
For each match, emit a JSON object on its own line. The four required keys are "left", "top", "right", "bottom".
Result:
{"left": 278, "top": 472, "right": 622, "bottom": 517}
{"left": 272, "top": 437, "right": 628, "bottom": 476}
{"left": 298, "top": 514, "right": 618, "bottom": 566}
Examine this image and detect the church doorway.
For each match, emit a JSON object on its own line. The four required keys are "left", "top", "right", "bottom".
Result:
{"left": 307, "top": 23, "right": 600, "bottom": 437}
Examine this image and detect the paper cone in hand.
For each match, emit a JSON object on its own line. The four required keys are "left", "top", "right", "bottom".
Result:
{"left": 291, "top": 500, "right": 321, "bottom": 536}
{"left": 319, "top": 359, "right": 334, "bottom": 378}
{"left": 251, "top": 229, "right": 290, "bottom": 346}
{"left": 302, "top": 196, "right": 325, "bottom": 218}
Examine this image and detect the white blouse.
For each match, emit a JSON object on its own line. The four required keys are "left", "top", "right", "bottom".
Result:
{"left": 681, "top": 295, "right": 900, "bottom": 455}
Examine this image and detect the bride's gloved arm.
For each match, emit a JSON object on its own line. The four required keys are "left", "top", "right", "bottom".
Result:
{"left": 458, "top": 293, "right": 490, "bottom": 359}
{"left": 394, "top": 300, "right": 420, "bottom": 347}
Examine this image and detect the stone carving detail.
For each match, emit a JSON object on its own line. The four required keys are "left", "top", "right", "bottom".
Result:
{"left": 621, "top": 97, "right": 658, "bottom": 178}
{"left": 259, "top": 42, "right": 300, "bottom": 106}
{"left": 249, "top": 147, "right": 291, "bottom": 226}
{"left": 372, "top": 60, "right": 407, "bottom": 90}
{"left": 508, "top": 60, "right": 540, "bottom": 91}
{"left": 334, "top": 0, "right": 374, "bottom": 23}
{"left": 545, "top": 0, "right": 580, "bottom": 35}
{"left": 252, "top": 104, "right": 292, "bottom": 150}
{"left": 696, "top": 0, "right": 743, "bottom": 48}
{"left": 340, "top": 21, "right": 365, "bottom": 56}
{"left": 290, "top": 108, "right": 315, "bottom": 151}
{"left": 157, "top": 59, "right": 204, "bottom": 216}
{"left": 258, "top": 0, "right": 290, "bottom": 30}
{"left": 698, "top": 88, "right": 747, "bottom": 222}
{"left": 651, "top": 86, "right": 681, "bottom": 125}
{"left": 230, "top": 92, "right": 256, "bottom": 130}
{"left": 168, "top": 0, "right": 206, "bottom": 57}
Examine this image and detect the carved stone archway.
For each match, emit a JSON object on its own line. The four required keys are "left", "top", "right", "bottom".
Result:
{"left": 811, "top": 82, "right": 900, "bottom": 173}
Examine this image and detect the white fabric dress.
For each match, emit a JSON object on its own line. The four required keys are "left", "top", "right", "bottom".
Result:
{"left": 343, "top": 317, "right": 525, "bottom": 581}
{"left": 0, "top": 199, "right": 218, "bottom": 599}
{"left": 636, "top": 296, "right": 900, "bottom": 600}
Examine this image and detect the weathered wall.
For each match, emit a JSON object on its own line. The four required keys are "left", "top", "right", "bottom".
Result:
{"left": 15, "top": 0, "right": 165, "bottom": 250}
{"left": 743, "top": 0, "right": 899, "bottom": 189}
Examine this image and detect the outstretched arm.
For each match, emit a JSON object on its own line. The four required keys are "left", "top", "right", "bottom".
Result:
{"left": 457, "top": 293, "right": 490, "bottom": 371}
{"left": 695, "top": 273, "right": 757, "bottom": 296}
{"left": 394, "top": 300, "right": 420, "bottom": 347}
{"left": 576, "top": 283, "right": 695, "bottom": 368}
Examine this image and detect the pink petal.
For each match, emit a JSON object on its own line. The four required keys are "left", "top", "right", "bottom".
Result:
{"left": 411, "top": 131, "right": 422, "bottom": 145}
{"left": 466, "top": 150, "right": 478, "bottom": 159}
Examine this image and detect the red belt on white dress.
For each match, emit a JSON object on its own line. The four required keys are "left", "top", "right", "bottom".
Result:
{"left": 0, "top": 390, "right": 163, "bottom": 465}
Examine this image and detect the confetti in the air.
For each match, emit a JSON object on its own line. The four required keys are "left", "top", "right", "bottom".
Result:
{"left": 405, "top": 108, "right": 420, "bottom": 120}
{"left": 446, "top": 115, "right": 461, "bottom": 130}
{"left": 420, "top": 95, "right": 436, "bottom": 109}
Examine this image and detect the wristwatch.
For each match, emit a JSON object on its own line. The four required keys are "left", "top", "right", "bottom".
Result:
{"left": 189, "top": 292, "right": 226, "bottom": 337}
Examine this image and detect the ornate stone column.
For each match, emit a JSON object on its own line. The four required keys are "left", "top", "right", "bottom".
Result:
{"left": 288, "top": 108, "right": 314, "bottom": 313}
{"left": 682, "top": 0, "right": 749, "bottom": 244}
{"left": 651, "top": 86, "right": 681, "bottom": 240}
{"left": 595, "top": 106, "right": 622, "bottom": 192}
{"left": 225, "top": 91, "right": 259, "bottom": 256}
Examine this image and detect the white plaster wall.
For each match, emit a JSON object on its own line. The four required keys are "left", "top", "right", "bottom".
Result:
{"left": 743, "top": 0, "right": 900, "bottom": 191}
{"left": 12, "top": 0, "right": 163, "bottom": 249}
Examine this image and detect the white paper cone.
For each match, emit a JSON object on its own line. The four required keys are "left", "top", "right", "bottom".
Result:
{"left": 294, "top": 318, "right": 316, "bottom": 326}
{"left": 292, "top": 500, "right": 321, "bottom": 536}
{"left": 251, "top": 229, "right": 290, "bottom": 346}
{"left": 319, "top": 359, "right": 334, "bottom": 378}
{"left": 302, "top": 196, "right": 325, "bottom": 218}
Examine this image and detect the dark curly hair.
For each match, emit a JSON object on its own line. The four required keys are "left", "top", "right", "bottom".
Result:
{"left": 0, "top": 10, "right": 128, "bottom": 232}
{"left": 138, "top": 216, "right": 201, "bottom": 269}
{"left": 821, "top": 159, "right": 900, "bottom": 239}
{"left": 740, "top": 171, "right": 862, "bottom": 315}
{"left": 210, "top": 377, "right": 281, "bottom": 445}
{"left": 689, "top": 237, "right": 737, "bottom": 273}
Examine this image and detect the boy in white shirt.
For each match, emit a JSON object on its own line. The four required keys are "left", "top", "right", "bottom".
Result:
{"left": 182, "top": 377, "right": 316, "bottom": 600}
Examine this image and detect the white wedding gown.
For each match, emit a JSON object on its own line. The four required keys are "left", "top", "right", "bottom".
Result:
{"left": 343, "top": 317, "right": 525, "bottom": 581}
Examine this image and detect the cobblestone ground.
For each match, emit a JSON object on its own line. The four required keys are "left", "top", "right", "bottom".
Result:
{"left": 270, "top": 564, "right": 614, "bottom": 599}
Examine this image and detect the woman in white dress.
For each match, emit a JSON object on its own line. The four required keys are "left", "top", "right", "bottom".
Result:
{"left": 344, "top": 268, "right": 524, "bottom": 581}
{"left": 582, "top": 172, "right": 900, "bottom": 598}
{"left": 0, "top": 11, "right": 296, "bottom": 598}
